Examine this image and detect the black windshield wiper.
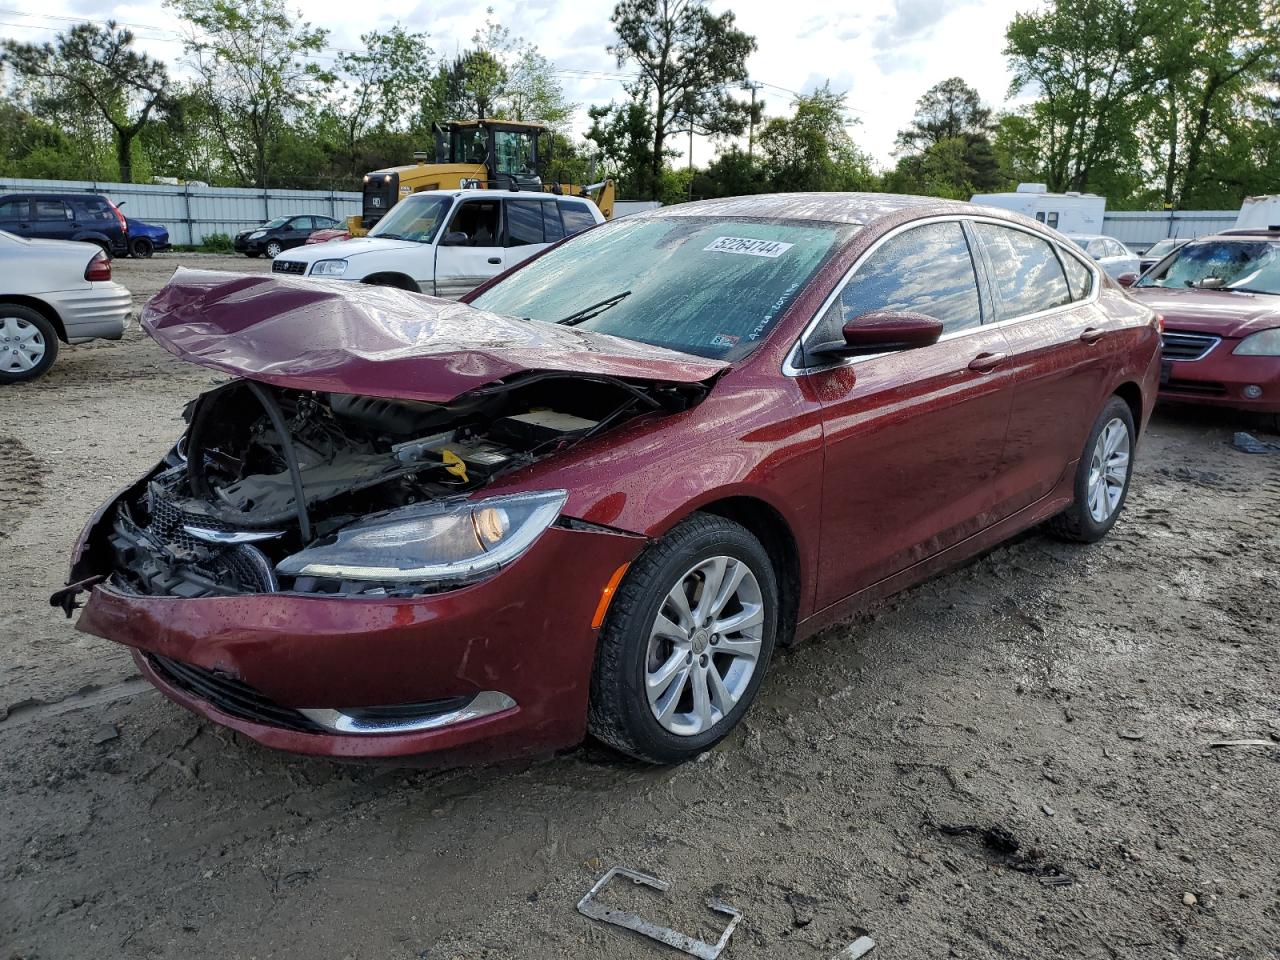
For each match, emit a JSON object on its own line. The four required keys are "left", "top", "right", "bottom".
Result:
{"left": 377, "top": 232, "right": 404, "bottom": 240}
{"left": 555, "top": 290, "right": 631, "bottom": 326}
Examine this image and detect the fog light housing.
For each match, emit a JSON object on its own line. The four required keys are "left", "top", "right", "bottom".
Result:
{"left": 1242, "top": 384, "right": 1263, "bottom": 400}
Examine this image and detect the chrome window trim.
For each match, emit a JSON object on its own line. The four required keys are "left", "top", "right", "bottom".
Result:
{"left": 783, "top": 214, "right": 1103, "bottom": 377}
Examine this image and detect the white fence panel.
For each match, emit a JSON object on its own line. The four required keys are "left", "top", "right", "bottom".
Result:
{"left": 1102, "top": 210, "right": 1238, "bottom": 249}
{"left": 0, "top": 177, "right": 361, "bottom": 245}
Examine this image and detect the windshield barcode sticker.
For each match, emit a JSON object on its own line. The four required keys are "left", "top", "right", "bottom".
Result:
{"left": 704, "top": 236, "right": 794, "bottom": 258}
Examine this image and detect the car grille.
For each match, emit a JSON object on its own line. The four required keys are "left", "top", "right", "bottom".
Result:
{"left": 1161, "top": 331, "right": 1220, "bottom": 361}
{"left": 272, "top": 259, "right": 306, "bottom": 275}
{"left": 147, "top": 654, "right": 324, "bottom": 733}
{"left": 1163, "top": 378, "right": 1228, "bottom": 396}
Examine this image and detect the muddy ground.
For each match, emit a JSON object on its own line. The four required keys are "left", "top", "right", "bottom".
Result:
{"left": 2, "top": 252, "right": 1278, "bottom": 960}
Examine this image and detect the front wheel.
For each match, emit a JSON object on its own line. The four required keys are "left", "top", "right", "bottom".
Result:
{"left": 588, "top": 514, "right": 778, "bottom": 764}
{"left": 244, "top": 252, "right": 261, "bottom": 259}
{"left": 1047, "top": 396, "right": 1136, "bottom": 543}
{"left": 264, "top": 240, "right": 283, "bottom": 259}
{"left": 129, "top": 236, "right": 154, "bottom": 258}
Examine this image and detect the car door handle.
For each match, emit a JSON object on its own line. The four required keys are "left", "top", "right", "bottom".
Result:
{"left": 1080, "top": 327, "right": 1104, "bottom": 344}
{"left": 487, "top": 257, "right": 502, "bottom": 265}
{"left": 968, "top": 352, "right": 1007, "bottom": 372}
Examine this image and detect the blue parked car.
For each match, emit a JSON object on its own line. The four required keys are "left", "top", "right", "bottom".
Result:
{"left": 0, "top": 192, "right": 129, "bottom": 256}
{"left": 123, "top": 215, "right": 170, "bottom": 258}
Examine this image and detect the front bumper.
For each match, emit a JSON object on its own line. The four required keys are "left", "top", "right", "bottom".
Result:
{"left": 1160, "top": 333, "right": 1280, "bottom": 413}
{"left": 74, "top": 519, "right": 644, "bottom": 759}
{"left": 47, "top": 282, "right": 131, "bottom": 343}
{"left": 233, "top": 236, "right": 265, "bottom": 253}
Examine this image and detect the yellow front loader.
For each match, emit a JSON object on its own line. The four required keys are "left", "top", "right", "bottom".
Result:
{"left": 348, "top": 120, "right": 614, "bottom": 236}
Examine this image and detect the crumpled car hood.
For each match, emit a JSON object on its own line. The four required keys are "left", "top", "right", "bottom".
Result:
{"left": 1130, "top": 286, "right": 1280, "bottom": 338}
{"left": 141, "top": 269, "right": 729, "bottom": 403}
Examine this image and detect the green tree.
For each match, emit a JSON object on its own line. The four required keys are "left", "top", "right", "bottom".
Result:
{"left": 757, "top": 85, "right": 876, "bottom": 193}
{"left": 1, "top": 22, "right": 169, "bottom": 182}
{"left": 586, "top": 93, "right": 665, "bottom": 198}
{"left": 332, "top": 27, "right": 432, "bottom": 175}
{"left": 896, "top": 77, "right": 993, "bottom": 153}
{"left": 168, "top": 0, "right": 332, "bottom": 187}
{"left": 609, "top": 0, "right": 756, "bottom": 198}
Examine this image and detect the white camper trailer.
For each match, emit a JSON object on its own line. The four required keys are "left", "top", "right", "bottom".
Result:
{"left": 1235, "top": 196, "right": 1280, "bottom": 230}
{"left": 970, "top": 183, "right": 1107, "bottom": 234}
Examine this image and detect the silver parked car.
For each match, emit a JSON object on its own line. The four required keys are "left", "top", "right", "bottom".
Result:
{"left": 0, "top": 230, "right": 132, "bottom": 383}
{"left": 1066, "top": 233, "right": 1142, "bottom": 284}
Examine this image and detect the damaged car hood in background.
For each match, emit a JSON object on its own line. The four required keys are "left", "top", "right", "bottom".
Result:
{"left": 142, "top": 269, "right": 729, "bottom": 403}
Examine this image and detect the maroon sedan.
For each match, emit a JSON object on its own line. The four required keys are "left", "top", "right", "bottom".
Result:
{"left": 55, "top": 195, "right": 1160, "bottom": 764}
{"left": 1130, "top": 227, "right": 1280, "bottom": 423}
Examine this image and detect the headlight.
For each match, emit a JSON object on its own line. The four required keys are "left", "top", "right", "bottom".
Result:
{"left": 248, "top": 230, "right": 266, "bottom": 239}
{"left": 275, "top": 490, "right": 568, "bottom": 584}
{"left": 310, "top": 259, "right": 348, "bottom": 277}
{"left": 1233, "top": 328, "right": 1280, "bottom": 356}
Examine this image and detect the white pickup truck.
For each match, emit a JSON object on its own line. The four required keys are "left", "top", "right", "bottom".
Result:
{"left": 271, "top": 189, "right": 604, "bottom": 298}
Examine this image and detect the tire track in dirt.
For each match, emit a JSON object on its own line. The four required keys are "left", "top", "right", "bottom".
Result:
{"left": 0, "top": 436, "right": 49, "bottom": 542}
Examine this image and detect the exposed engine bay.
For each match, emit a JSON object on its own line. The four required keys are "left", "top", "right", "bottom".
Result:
{"left": 104, "top": 373, "right": 701, "bottom": 600}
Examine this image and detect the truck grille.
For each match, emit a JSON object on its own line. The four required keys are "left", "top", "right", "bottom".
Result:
{"left": 272, "top": 259, "right": 306, "bottom": 275}
{"left": 147, "top": 654, "right": 323, "bottom": 733}
{"left": 1161, "top": 331, "right": 1220, "bottom": 361}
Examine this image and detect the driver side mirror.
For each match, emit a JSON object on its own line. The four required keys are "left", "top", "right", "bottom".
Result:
{"left": 440, "top": 231, "right": 469, "bottom": 246}
{"left": 810, "top": 311, "right": 945, "bottom": 358}
{"left": 1117, "top": 272, "right": 1138, "bottom": 287}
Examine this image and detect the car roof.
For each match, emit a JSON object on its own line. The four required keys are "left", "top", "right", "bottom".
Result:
{"left": 1064, "top": 233, "right": 1118, "bottom": 241}
{"left": 638, "top": 192, "right": 971, "bottom": 227}
{"left": 1215, "top": 228, "right": 1280, "bottom": 239}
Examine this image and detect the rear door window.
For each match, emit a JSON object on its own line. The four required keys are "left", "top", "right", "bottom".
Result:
{"left": 560, "top": 202, "right": 596, "bottom": 236}
{"left": 33, "top": 199, "right": 70, "bottom": 221}
{"left": 542, "top": 201, "right": 565, "bottom": 242}
{"left": 817, "top": 220, "right": 983, "bottom": 342}
{"left": 505, "top": 199, "right": 544, "bottom": 247}
{"left": 1059, "top": 249, "right": 1094, "bottom": 300}
{"left": 975, "top": 223, "right": 1071, "bottom": 319}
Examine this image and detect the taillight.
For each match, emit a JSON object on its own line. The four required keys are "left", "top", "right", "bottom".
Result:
{"left": 109, "top": 201, "right": 127, "bottom": 232}
{"left": 85, "top": 250, "right": 112, "bottom": 281}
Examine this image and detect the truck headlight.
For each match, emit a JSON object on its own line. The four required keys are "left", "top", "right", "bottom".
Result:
{"left": 275, "top": 490, "right": 568, "bottom": 584}
{"left": 311, "top": 259, "right": 348, "bottom": 277}
{"left": 1233, "top": 328, "right": 1280, "bottom": 356}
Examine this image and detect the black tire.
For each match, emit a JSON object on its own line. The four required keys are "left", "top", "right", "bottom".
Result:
{"left": 0, "top": 305, "right": 59, "bottom": 384}
{"left": 1047, "top": 396, "right": 1136, "bottom": 543}
{"left": 129, "top": 236, "right": 154, "bottom": 259}
{"left": 264, "top": 240, "right": 283, "bottom": 259}
{"left": 244, "top": 252, "right": 261, "bottom": 259}
{"left": 588, "top": 513, "right": 779, "bottom": 764}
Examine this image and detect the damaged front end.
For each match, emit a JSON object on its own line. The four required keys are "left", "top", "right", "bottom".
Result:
{"left": 87, "top": 371, "right": 696, "bottom": 602}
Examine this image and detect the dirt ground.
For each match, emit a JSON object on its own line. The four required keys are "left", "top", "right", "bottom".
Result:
{"left": 2, "top": 252, "right": 1279, "bottom": 960}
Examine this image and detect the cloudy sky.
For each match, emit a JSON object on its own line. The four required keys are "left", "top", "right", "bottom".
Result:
{"left": 0, "top": 0, "right": 1039, "bottom": 168}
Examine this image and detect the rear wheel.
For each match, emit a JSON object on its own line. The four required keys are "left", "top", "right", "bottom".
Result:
{"left": 0, "top": 306, "right": 58, "bottom": 384}
{"left": 129, "top": 236, "right": 154, "bottom": 259}
{"left": 1047, "top": 396, "right": 1135, "bottom": 543}
{"left": 588, "top": 514, "right": 778, "bottom": 764}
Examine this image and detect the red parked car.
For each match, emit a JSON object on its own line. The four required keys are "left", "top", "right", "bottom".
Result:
{"left": 305, "top": 227, "right": 350, "bottom": 244}
{"left": 55, "top": 195, "right": 1161, "bottom": 764}
{"left": 1129, "top": 227, "right": 1280, "bottom": 425}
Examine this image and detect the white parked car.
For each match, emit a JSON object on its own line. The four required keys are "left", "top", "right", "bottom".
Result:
{"left": 1065, "top": 233, "right": 1142, "bottom": 284}
{"left": 0, "top": 230, "right": 131, "bottom": 383}
{"left": 271, "top": 189, "right": 605, "bottom": 298}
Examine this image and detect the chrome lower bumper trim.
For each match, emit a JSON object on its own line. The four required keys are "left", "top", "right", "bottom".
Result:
{"left": 298, "top": 691, "right": 516, "bottom": 734}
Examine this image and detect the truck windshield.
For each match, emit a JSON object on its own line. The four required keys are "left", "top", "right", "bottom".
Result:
{"left": 368, "top": 196, "right": 453, "bottom": 244}
{"left": 469, "top": 216, "right": 851, "bottom": 361}
{"left": 1137, "top": 240, "right": 1280, "bottom": 295}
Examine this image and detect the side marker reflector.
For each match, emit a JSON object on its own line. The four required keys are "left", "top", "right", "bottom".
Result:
{"left": 592, "top": 562, "right": 631, "bottom": 629}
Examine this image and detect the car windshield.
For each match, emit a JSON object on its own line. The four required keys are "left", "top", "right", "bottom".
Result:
{"left": 261, "top": 217, "right": 290, "bottom": 229}
{"left": 469, "top": 216, "right": 851, "bottom": 360}
{"left": 1136, "top": 239, "right": 1280, "bottom": 294}
{"left": 369, "top": 196, "right": 453, "bottom": 243}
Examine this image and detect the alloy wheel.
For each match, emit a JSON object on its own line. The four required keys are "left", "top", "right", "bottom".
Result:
{"left": 644, "top": 555, "right": 764, "bottom": 737}
{"left": 1087, "top": 417, "right": 1130, "bottom": 522}
{"left": 265, "top": 241, "right": 282, "bottom": 258}
{"left": 0, "top": 316, "right": 47, "bottom": 373}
